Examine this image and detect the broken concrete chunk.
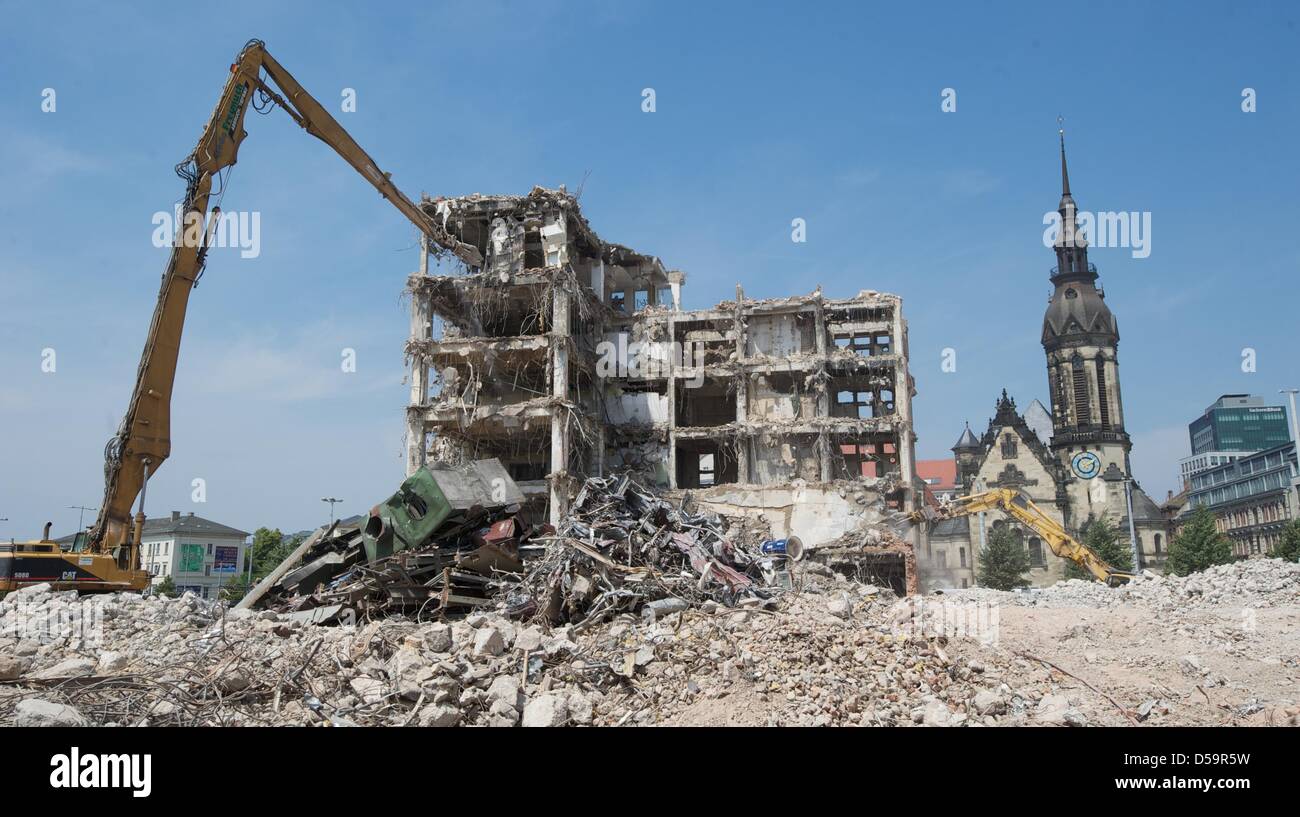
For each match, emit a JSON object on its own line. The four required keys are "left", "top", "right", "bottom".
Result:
{"left": 95, "top": 651, "right": 128, "bottom": 674}
{"left": 473, "top": 627, "right": 506, "bottom": 657}
{"left": 423, "top": 623, "right": 454, "bottom": 653}
{"left": 487, "top": 675, "right": 521, "bottom": 710}
{"left": 513, "top": 626, "right": 543, "bottom": 652}
{"left": 0, "top": 656, "right": 33, "bottom": 681}
{"left": 33, "top": 657, "right": 97, "bottom": 680}
{"left": 418, "top": 703, "right": 461, "bottom": 728}
{"left": 522, "top": 693, "right": 569, "bottom": 728}
{"left": 349, "top": 677, "right": 387, "bottom": 705}
{"left": 972, "top": 689, "right": 1006, "bottom": 716}
{"left": 15, "top": 699, "right": 88, "bottom": 727}
{"left": 827, "top": 596, "right": 853, "bottom": 620}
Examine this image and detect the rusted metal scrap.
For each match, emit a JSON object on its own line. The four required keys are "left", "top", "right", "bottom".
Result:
{"left": 503, "top": 474, "right": 778, "bottom": 627}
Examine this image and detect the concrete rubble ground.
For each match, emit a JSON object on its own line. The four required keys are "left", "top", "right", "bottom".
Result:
{"left": 2, "top": 535, "right": 1297, "bottom": 726}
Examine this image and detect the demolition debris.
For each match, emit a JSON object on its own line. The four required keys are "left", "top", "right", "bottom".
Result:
{"left": 4, "top": 558, "right": 1297, "bottom": 727}
{"left": 244, "top": 461, "right": 796, "bottom": 626}
{"left": 504, "top": 474, "right": 780, "bottom": 626}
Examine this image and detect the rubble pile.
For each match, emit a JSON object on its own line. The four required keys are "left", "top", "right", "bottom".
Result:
{"left": 0, "top": 574, "right": 1040, "bottom": 727}
{"left": 4, "top": 554, "right": 1299, "bottom": 726}
{"left": 504, "top": 475, "right": 780, "bottom": 627}
{"left": 947, "top": 558, "right": 1300, "bottom": 611}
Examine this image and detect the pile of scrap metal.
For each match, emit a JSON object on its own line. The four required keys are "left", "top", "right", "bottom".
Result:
{"left": 240, "top": 460, "right": 539, "bottom": 623}
{"left": 503, "top": 474, "right": 780, "bottom": 627}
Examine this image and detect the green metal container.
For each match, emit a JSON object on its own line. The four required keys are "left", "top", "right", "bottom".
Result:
{"left": 361, "top": 467, "right": 454, "bottom": 563}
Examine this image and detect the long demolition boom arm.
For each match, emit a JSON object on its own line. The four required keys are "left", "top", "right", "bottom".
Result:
{"left": 89, "top": 39, "right": 482, "bottom": 559}
{"left": 912, "top": 488, "right": 1134, "bottom": 585}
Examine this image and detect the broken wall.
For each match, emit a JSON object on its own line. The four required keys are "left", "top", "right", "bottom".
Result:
{"left": 684, "top": 482, "right": 888, "bottom": 548}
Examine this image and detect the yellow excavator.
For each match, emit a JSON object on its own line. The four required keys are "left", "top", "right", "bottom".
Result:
{"left": 909, "top": 488, "right": 1136, "bottom": 586}
{"left": 0, "top": 39, "right": 482, "bottom": 595}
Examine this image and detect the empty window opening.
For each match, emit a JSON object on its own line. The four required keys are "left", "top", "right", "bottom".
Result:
{"left": 675, "top": 377, "right": 735, "bottom": 427}
{"left": 698, "top": 453, "right": 716, "bottom": 486}
{"left": 676, "top": 440, "right": 738, "bottom": 488}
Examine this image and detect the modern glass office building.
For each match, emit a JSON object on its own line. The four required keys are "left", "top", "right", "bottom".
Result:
{"left": 1189, "top": 394, "right": 1292, "bottom": 455}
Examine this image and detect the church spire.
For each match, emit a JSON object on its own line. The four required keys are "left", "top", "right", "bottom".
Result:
{"left": 1059, "top": 117, "right": 1071, "bottom": 198}
{"left": 1051, "top": 118, "right": 1092, "bottom": 282}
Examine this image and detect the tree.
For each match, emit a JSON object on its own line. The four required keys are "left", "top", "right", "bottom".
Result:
{"left": 250, "top": 527, "right": 284, "bottom": 577}
{"left": 978, "top": 525, "right": 1030, "bottom": 590}
{"left": 1165, "top": 505, "right": 1234, "bottom": 576}
{"left": 250, "top": 528, "right": 304, "bottom": 583}
{"left": 1269, "top": 519, "right": 1300, "bottom": 562}
{"left": 1064, "top": 517, "right": 1133, "bottom": 581}
{"left": 156, "top": 576, "right": 177, "bottom": 598}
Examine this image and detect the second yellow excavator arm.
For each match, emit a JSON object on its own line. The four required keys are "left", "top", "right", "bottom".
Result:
{"left": 913, "top": 488, "right": 1134, "bottom": 585}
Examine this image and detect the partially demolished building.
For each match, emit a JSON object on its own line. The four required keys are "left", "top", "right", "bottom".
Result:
{"left": 404, "top": 187, "right": 917, "bottom": 582}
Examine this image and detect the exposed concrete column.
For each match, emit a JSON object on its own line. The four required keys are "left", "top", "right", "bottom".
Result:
{"left": 734, "top": 285, "right": 749, "bottom": 482}
{"left": 818, "top": 432, "right": 834, "bottom": 481}
{"left": 405, "top": 237, "right": 431, "bottom": 476}
{"left": 813, "top": 300, "right": 830, "bottom": 418}
{"left": 667, "top": 271, "right": 686, "bottom": 311}
{"left": 667, "top": 316, "right": 678, "bottom": 489}
{"left": 891, "top": 299, "right": 917, "bottom": 515}
{"left": 549, "top": 286, "right": 572, "bottom": 525}
{"left": 814, "top": 297, "right": 835, "bottom": 481}
{"left": 889, "top": 300, "right": 920, "bottom": 593}
{"left": 813, "top": 295, "right": 827, "bottom": 355}
{"left": 735, "top": 376, "right": 749, "bottom": 482}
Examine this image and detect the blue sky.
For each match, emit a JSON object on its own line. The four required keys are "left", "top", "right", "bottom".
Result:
{"left": 1, "top": 0, "right": 1297, "bottom": 539}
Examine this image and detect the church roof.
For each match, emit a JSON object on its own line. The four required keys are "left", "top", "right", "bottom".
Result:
{"left": 1119, "top": 484, "right": 1166, "bottom": 524}
{"left": 980, "top": 390, "right": 1062, "bottom": 478}
{"left": 1042, "top": 280, "right": 1118, "bottom": 344}
{"left": 1023, "top": 399, "right": 1053, "bottom": 445}
{"left": 952, "top": 422, "right": 981, "bottom": 451}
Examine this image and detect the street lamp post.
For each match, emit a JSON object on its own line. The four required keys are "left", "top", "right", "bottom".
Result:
{"left": 321, "top": 497, "right": 344, "bottom": 525}
{"left": 1122, "top": 477, "right": 1141, "bottom": 572}
{"left": 69, "top": 505, "right": 96, "bottom": 530}
{"left": 1283, "top": 388, "right": 1300, "bottom": 513}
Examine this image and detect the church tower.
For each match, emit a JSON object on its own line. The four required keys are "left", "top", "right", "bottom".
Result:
{"left": 1041, "top": 128, "right": 1132, "bottom": 526}
{"left": 952, "top": 422, "right": 982, "bottom": 491}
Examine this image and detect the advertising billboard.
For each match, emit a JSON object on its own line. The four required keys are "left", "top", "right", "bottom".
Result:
{"left": 213, "top": 545, "right": 239, "bottom": 574}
